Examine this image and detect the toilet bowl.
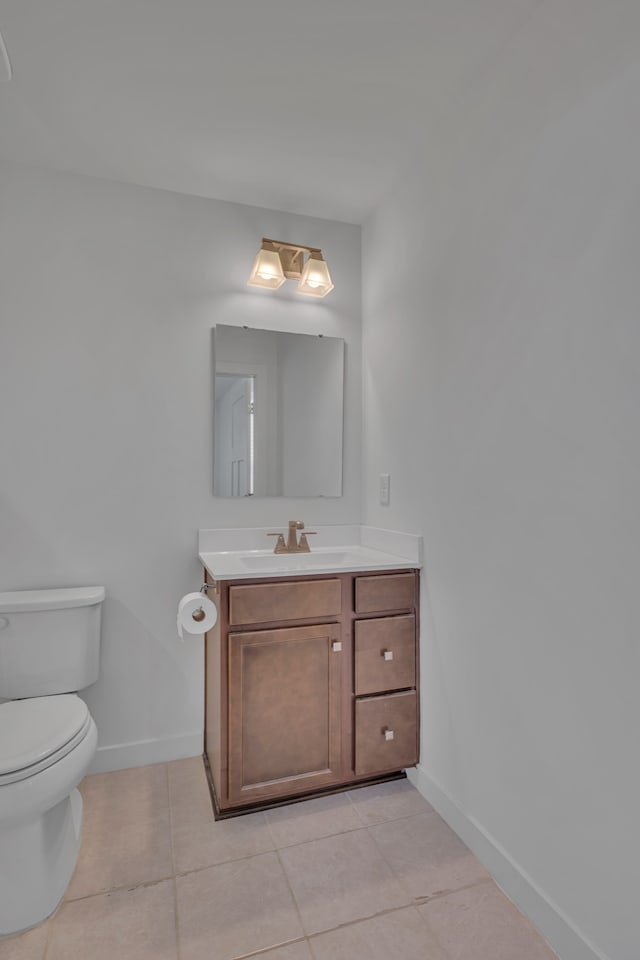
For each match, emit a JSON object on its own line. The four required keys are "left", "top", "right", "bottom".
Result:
{"left": 0, "top": 695, "right": 98, "bottom": 935}
{"left": 0, "top": 586, "right": 104, "bottom": 936}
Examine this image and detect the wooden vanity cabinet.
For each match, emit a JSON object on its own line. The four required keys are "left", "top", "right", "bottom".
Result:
{"left": 204, "top": 568, "right": 419, "bottom": 816}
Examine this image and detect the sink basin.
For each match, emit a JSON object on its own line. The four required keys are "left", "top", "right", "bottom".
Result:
{"left": 240, "top": 551, "right": 348, "bottom": 571}
{"left": 199, "top": 526, "right": 422, "bottom": 581}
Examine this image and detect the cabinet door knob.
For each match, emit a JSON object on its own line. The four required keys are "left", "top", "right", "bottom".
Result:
{"left": 332, "top": 641, "right": 342, "bottom": 652}
{"left": 382, "top": 649, "right": 394, "bottom": 661}
{"left": 383, "top": 728, "right": 395, "bottom": 741}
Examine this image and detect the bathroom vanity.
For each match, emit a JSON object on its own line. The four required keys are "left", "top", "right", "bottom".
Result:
{"left": 199, "top": 526, "right": 421, "bottom": 817}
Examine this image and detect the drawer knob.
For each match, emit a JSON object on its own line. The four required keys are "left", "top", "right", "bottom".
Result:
{"left": 332, "top": 641, "right": 342, "bottom": 652}
{"left": 382, "top": 649, "right": 394, "bottom": 661}
{"left": 383, "top": 728, "right": 395, "bottom": 741}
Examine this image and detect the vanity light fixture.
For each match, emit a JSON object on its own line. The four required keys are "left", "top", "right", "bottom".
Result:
{"left": 247, "top": 240, "right": 286, "bottom": 290}
{"left": 247, "top": 238, "right": 334, "bottom": 298}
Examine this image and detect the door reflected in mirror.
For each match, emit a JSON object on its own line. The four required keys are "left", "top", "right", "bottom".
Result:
{"left": 213, "top": 325, "right": 344, "bottom": 498}
{"left": 215, "top": 373, "right": 256, "bottom": 496}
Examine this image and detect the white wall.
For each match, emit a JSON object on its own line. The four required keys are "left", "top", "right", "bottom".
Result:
{"left": 280, "top": 334, "right": 344, "bottom": 497}
{"left": 361, "top": 7, "right": 640, "bottom": 960}
{"left": 0, "top": 162, "right": 361, "bottom": 772}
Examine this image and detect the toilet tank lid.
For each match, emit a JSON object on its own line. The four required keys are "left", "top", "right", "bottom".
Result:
{"left": 0, "top": 586, "right": 105, "bottom": 613}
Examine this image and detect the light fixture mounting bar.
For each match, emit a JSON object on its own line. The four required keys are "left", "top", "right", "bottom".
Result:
{"left": 262, "top": 238, "right": 321, "bottom": 279}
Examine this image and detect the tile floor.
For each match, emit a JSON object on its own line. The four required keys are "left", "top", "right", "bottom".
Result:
{"left": 1, "top": 759, "right": 558, "bottom": 960}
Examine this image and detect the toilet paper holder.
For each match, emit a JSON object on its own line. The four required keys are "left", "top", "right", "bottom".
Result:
{"left": 192, "top": 580, "right": 218, "bottom": 621}
{"left": 177, "top": 588, "right": 217, "bottom": 641}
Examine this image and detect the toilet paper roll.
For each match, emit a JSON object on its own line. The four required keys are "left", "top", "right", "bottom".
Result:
{"left": 177, "top": 592, "right": 218, "bottom": 641}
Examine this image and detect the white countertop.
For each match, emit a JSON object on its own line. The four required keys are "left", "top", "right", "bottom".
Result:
{"left": 198, "top": 525, "right": 422, "bottom": 582}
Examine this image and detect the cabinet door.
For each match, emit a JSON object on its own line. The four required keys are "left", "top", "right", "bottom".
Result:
{"left": 228, "top": 623, "right": 344, "bottom": 805}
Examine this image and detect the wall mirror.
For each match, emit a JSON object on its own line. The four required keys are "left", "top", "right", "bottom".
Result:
{"left": 213, "top": 324, "right": 344, "bottom": 497}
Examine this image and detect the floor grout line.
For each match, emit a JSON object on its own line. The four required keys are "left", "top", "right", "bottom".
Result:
{"left": 365, "top": 814, "right": 413, "bottom": 896}
{"left": 166, "top": 762, "right": 182, "bottom": 960}
{"left": 304, "top": 901, "right": 433, "bottom": 943}
{"left": 227, "top": 935, "right": 311, "bottom": 960}
{"left": 171, "top": 874, "right": 180, "bottom": 960}
{"left": 412, "top": 875, "right": 496, "bottom": 906}
{"left": 396, "top": 903, "right": 450, "bottom": 960}
{"left": 264, "top": 820, "right": 371, "bottom": 852}
{"left": 348, "top": 805, "right": 441, "bottom": 829}
{"left": 63, "top": 873, "right": 175, "bottom": 903}
{"left": 41, "top": 917, "right": 52, "bottom": 960}
{"left": 274, "top": 845, "right": 309, "bottom": 947}
{"left": 38, "top": 895, "right": 63, "bottom": 960}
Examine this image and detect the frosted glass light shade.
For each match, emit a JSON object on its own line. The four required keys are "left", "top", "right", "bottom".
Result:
{"left": 247, "top": 245, "right": 285, "bottom": 289}
{"left": 297, "top": 252, "right": 334, "bottom": 298}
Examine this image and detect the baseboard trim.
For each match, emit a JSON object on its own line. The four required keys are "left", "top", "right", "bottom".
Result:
{"left": 408, "top": 765, "right": 610, "bottom": 960}
{"left": 88, "top": 732, "right": 203, "bottom": 774}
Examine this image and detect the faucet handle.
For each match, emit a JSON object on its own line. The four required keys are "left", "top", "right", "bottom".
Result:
{"left": 297, "top": 532, "right": 316, "bottom": 553}
{"left": 267, "top": 532, "right": 286, "bottom": 554}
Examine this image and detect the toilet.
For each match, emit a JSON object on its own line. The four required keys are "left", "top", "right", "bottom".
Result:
{"left": 0, "top": 586, "right": 104, "bottom": 936}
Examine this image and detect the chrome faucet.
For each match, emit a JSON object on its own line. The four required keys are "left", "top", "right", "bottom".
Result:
{"left": 267, "top": 520, "right": 316, "bottom": 554}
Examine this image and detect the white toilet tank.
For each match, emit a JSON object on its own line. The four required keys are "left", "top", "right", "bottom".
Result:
{"left": 0, "top": 586, "right": 105, "bottom": 699}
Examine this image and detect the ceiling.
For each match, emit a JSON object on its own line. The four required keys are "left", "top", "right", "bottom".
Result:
{"left": 0, "top": 0, "right": 586, "bottom": 223}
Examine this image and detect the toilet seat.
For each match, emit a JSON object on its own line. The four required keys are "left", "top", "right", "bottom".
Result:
{"left": 0, "top": 695, "right": 92, "bottom": 786}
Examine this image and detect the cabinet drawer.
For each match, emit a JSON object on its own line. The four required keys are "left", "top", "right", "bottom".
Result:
{"left": 355, "top": 691, "right": 417, "bottom": 776}
{"left": 355, "top": 615, "right": 415, "bottom": 695}
{"left": 229, "top": 578, "right": 341, "bottom": 626}
{"left": 354, "top": 573, "right": 416, "bottom": 614}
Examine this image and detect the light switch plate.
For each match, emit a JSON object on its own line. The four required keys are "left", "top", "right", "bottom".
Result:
{"left": 379, "top": 473, "right": 390, "bottom": 506}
